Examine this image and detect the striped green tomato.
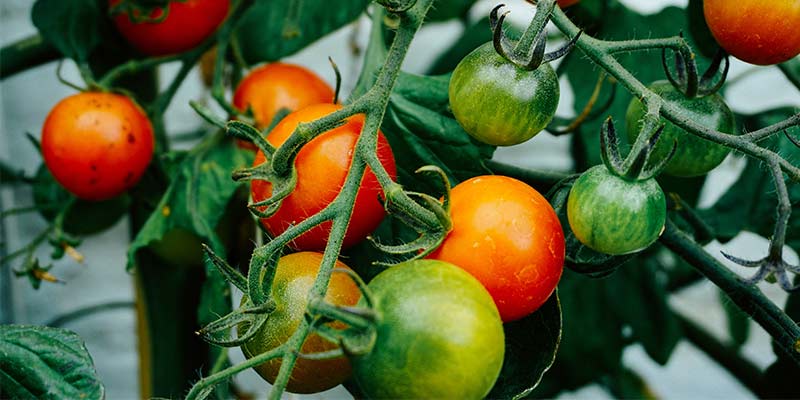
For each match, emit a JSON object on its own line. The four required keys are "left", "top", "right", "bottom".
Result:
{"left": 449, "top": 42, "right": 559, "bottom": 146}
{"left": 566, "top": 165, "right": 666, "bottom": 255}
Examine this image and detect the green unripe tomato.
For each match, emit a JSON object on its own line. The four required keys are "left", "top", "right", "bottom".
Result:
{"left": 625, "top": 80, "right": 736, "bottom": 177}
{"left": 352, "top": 259, "right": 505, "bottom": 399}
{"left": 567, "top": 165, "right": 666, "bottom": 255}
{"left": 449, "top": 42, "right": 559, "bottom": 146}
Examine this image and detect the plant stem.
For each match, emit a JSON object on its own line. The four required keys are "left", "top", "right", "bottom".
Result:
{"left": 660, "top": 219, "right": 800, "bottom": 366}
{"left": 548, "top": 8, "right": 800, "bottom": 181}
{"left": 0, "top": 35, "right": 60, "bottom": 80}
{"left": 44, "top": 301, "right": 134, "bottom": 327}
{"left": 675, "top": 312, "right": 763, "bottom": 395}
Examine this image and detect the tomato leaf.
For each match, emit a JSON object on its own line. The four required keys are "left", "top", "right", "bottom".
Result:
{"left": 31, "top": 0, "right": 108, "bottom": 62}
{"left": 720, "top": 289, "right": 751, "bottom": 349}
{"left": 487, "top": 292, "right": 562, "bottom": 400}
{"left": 382, "top": 72, "right": 495, "bottom": 193}
{"left": 607, "top": 257, "right": 682, "bottom": 365}
{"left": 0, "top": 324, "right": 104, "bottom": 400}
{"left": 426, "top": 0, "right": 476, "bottom": 22}
{"left": 235, "top": 0, "right": 369, "bottom": 64}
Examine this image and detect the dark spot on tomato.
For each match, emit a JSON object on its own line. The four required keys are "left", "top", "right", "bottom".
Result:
{"left": 91, "top": 164, "right": 97, "bottom": 171}
{"left": 128, "top": 133, "right": 136, "bottom": 143}
{"left": 89, "top": 178, "right": 98, "bottom": 185}
{"left": 124, "top": 171, "right": 134, "bottom": 182}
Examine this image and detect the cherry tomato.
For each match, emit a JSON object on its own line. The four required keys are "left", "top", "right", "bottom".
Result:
{"left": 626, "top": 80, "right": 736, "bottom": 177}
{"left": 233, "top": 63, "right": 334, "bottom": 130}
{"left": 428, "top": 175, "right": 565, "bottom": 322}
{"left": 250, "top": 104, "right": 396, "bottom": 250}
{"left": 449, "top": 42, "right": 559, "bottom": 146}
{"left": 110, "top": 0, "right": 230, "bottom": 56}
{"left": 567, "top": 165, "right": 666, "bottom": 255}
{"left": 704, "top": 0, "right": 800, "bottom": 65}
{"left": 352, "top": 259, "right": 505, "bottom": 399}
{"left": 41, "top": 92, "right": 154, "bottom": 201}
{"left": 240, "top": 252, "right": 361, "bottom": 394}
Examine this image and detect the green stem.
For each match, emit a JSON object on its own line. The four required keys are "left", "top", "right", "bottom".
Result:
{"left": 45, "top": 301, "right": 134, "bottom": 327}
{"left": 0, "top": 35, "right": 60, "bottom": 80}
{"left": 513, "top": 0, "right": 555, "bottom": 60}
{"left": 185, "top": 345, "right": 286, "bottom": 400}
{"left": 548, "top": 8, "right": 800, "bottom": 181}
{"left": 660, "top": 219, "right": 800, "bottom": 366}
{"left": 675, "top": 312, "right": 763, "bottom": 395}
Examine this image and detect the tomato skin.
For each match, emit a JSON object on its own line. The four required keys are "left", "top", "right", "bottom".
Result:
{"left": 428, "top": 175, "right": 564, "bottom": 322}
{"left": 110, "top": 0, "right": 230, "bottom": 56}
{"left": 352, "top": 259, "right": 505, "bottom": 399}
{"left": 41, "top": 92, "right": 154, "bottom": 201}
{"left": 626, "top": 81, "right": 736, "bottom": 178}
{"left": 240, "top": 252, "right": 361, "bottom": 394}
{"left": 233, "top": 63, "right": 334, "bottom": 130}
{"left": 704, "top": 0, "right": 800, "bottom": 65}
{"left": 250, "top": 104, "right": 396, "bottom": 250}
{"left": 449, "top": 42, "right": 559, "bottom": 146}
{"left": 567, "top": 165, "right": 666, "bottom": 255}
{"left": 558, "top": 0, "right": 580, "bottom": 7}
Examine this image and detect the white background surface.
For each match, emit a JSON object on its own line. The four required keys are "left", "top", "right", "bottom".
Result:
{"left": 2, "top": 0, "right": 799, "bottom": 398}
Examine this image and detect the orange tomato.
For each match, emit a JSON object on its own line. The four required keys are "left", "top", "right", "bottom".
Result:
{"left": 41, "top": 92, "right": 154, "bottom": 201}
{"left": 250, "top": 103, "right": 396, "bottom": 250}
{"left": 233, "top": 63, "right": 335, "bottom": 130}
{"left": 110, "top": 0, "right": 230, "bottom": 56}
{"left": 428, "top": 175, "right": 565, "bottom": 322}
{"left": 704, "top": 0, "right": 800, "bottom": 65}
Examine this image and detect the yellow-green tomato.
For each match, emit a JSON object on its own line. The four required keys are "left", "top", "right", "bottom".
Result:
{"left": 449, "top": 42, "right": 559, "bottom": 146}
{"left": 239, "top": 252, "right": 361, "bottom": 394}
{"left": 567, "top": 165, "right": 666, "bottom": 255}
{"left": 352, "top": 259, "right": 505, "bottom": 399}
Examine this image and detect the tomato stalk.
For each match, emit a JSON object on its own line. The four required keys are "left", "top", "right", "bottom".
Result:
{"left": 0, "top": 35, "right": 60, "bottom": 80}
{"left": 661, "top": 219, "right": 800, "bottom": 366}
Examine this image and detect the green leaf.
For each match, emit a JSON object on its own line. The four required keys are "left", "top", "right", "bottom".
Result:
{"left": 0, "top": 324, "right": 104, "bottom": 400}
{"left": 607, "top": 258, "right": 682, "bottom": 365}
{"left": 235, "top": 0, "right": 370, "bottom": 64}
{"left": 382, "top": 72, "right": 495, "bottom": 193}
{"left": 31, "top": 0, "right": 107, "bottom": 62}
{"left": 32, "top": 165, "right": 130, "bottom": 236}
{"left": 426, "top": 0, "right": 476, "bottom": 22}
{"left": 488, "top": 292, "right": 562, "bottom": 400}
{"left": 778, "top": 57, "right": 800, "bottom": 91}
{"left": 127, "top": 132, "right": 251, "bottom": 267}
{"left": 720, "top": 289, "right": 751, "bottom": 349}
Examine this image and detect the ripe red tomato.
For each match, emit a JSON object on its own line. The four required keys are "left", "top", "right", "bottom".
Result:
{"left": 250, "top": 103, "right": 396, "bottom": 250}
{"left": 558, "top": 0, "right": 580, "bottom": 8}
{"left": 704, "top": 0, "right": 800, "bottom": 65}
{"left": 428, "top": 175, "right": 565, "bottom": 322}
{"left": 41, "top": 92, "right": 154, "bottom": 201}
{"left": 240, "top": 252, "right": 361, "bottom": 394}
{"left": 110, "top": 0, "right": 230, "bottom": 56}
{"left": 233, "top": 63, "right": 335, "bottom": 130}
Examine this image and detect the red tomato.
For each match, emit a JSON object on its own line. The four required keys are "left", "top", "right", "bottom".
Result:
{"left": 428, "top": 175, "right": 565, "bottom": 322}
{"left": 704, "top": 0, "right": 800, "bottom": 65}
{"left": 233, "top": 63, "right": 334, "bottom": 130}
{"left": 250, "top": 104, "right": 396, "bottom": 250}
{"left": 558, "top": 0, "right": 580, "bottom": 8}
{"left": 41, "top": 92, "right": 154, "bottom": 201}
{"left": 110, "top": 0, "right": 230, "bottom": 56}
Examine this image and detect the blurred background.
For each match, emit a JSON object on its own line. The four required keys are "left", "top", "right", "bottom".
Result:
{"left": 2, "top": 0, "right": 798, "bottom": 398}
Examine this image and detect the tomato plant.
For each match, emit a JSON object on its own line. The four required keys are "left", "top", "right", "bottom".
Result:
{"left": 351, "top": 259, "right": 505, "bottom": 399}
{"left": 250, "top": 103, "right": 396, "bottom": 250}
{"left": 567, "top": 165, "right": 666, "bottom": 255}
{"left": 41, "top": 92, "right": 154, "bottom": 201}
{"left": 449, "top": 42, "right": 559, "bottom": 146}
{"left": 626, "top": 80, "right": 736, "bottom": 177}
{"left": 110, "top": 0, "right": 230, "bottom": 56}
{"left": 233, "top": 63, "right": 334, "bottom": 130}
{"left": 428, "top": 175, "right": 564, "bottom": 322}
{"left": 704, "top": 0, "right": 800, "bottom": 65}
{"left": 239, "top": 252, "right": 360, "bottom": 394}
